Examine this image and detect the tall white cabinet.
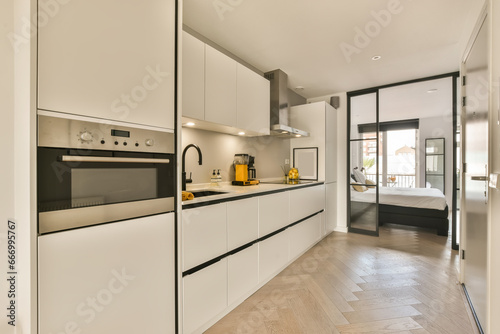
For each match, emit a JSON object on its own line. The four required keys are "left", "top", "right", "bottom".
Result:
{"left": 38, "top": 0, "right": 176, "bottom": 129}
{"left": 290, "top": 101, "right": 337, "bottom": 231}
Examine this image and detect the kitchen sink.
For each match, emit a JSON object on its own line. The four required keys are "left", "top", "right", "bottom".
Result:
{"left": 190, "top": 190, "right": 228, "bottom": 197}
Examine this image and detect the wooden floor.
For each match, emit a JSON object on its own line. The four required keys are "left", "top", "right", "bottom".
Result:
{"left": 205, "top": 224, "right": 479, "bottom": 334}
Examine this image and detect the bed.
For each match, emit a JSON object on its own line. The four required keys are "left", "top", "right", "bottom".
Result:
{"left": 350, "top": 186, "right": 449, "bottom": 236}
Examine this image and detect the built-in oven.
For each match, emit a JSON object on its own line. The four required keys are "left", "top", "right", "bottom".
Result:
{"left": 37, "top": 113, "right": 175, "bottom": 234}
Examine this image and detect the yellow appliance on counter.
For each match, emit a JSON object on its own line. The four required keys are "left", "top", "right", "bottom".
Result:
{"left": 232, "top": 154, "right": 260, "bottom": 186}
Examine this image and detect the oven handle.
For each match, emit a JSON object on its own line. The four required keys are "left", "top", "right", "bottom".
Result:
{"left": 60, "top": 155, "right": 170, "bottom": 164}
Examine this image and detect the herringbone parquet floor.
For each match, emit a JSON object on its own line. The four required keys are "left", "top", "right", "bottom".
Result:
{"left": 205, "top": 224, "right": 479, "bottom": 333}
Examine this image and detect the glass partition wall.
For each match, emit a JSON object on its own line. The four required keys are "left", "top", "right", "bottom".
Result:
{"left": 347, "top": 74, "right": 459, "bottom": 243}
{"left": 348, "top": 91, "right": 379, "bottom": 236}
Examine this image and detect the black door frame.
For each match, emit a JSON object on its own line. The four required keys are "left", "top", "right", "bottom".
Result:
{"left": 346, "top": 72, "right": 459, "bottom": 247}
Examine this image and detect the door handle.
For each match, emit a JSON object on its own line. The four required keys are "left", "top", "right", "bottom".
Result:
{"left": 471, "top": 176, "right": 489, "bottom": 181}
{"left": 60, "top": 155, "right": 170, "bottom": 164}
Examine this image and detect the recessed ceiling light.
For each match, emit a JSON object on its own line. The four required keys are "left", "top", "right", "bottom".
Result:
{"left": 295, "top": 134, "right": 302, "bottom": 137}
{"left": 238, "top": 131, "right": 245, "bottom": 136}
{"left": 427, "top": 89, "right": 438, "bottom": 93}
{"left": 295, "top": 86, "right": 305, "bottom": 90}
{"left": 281, "top": 131, "right": 288, "bottom": 134}
{"left": 371, "top": 55, "right": 382, "bottom": 61}
{"left": 185, "top": 122, "right": 195, "bottom": 126}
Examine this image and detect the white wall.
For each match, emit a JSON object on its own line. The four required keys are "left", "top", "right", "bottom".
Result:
{"left": 182, "top": 128, "right": 290, "bottom": 184}
{"left": 418, "top": 116, "right": 454, "bottom": 208}
{"left": 308, "top": 93, "right": 348, "bottom": 233}
{"left": 1, "top": 1, "right": 16, "bottom": 333}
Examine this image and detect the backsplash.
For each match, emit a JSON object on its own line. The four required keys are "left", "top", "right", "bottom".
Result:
{"left": 182, "top": 128, "right": 290, "bottom": 184}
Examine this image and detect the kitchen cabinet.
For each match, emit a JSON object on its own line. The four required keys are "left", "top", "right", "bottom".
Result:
{"left": 181, "top": 32, "right": 270, "bottom": 136}
{"left": 181, "top": 184, "right": 327, "bottom": 333}
{"left": 290, "top": 101, "right": 337, "bottom": 231}
{"left": 290, "top": 101, "right": 337, "bottom": 182}
{"left": 227, "top": 198, "right": 258, "bottom": 251}
{"left": 290, "top": 183, "right": 325, "bottom": 222}
{"left": 259, "top": 230, "right": 290, "bottom": 283}
{"left": 205, "top": 45, "right": 237, "bottom": 127}
{"left": 227, "top": 245, "right": 259, "bottom": 305}
{"left": 182, "top": 31, "right": 205, "bottom": 120}
{"left": 258, "top": 192, "right": 290, "bottom": 237}
{"left": 326, "top": 183, "right": 337, "bottom": 232}
{"left": 38, "top": 0, "right": 175, "bottom": 129}
{"left": 289, "top": 214, "right": 322, "bottom": 260}
{"left": 236, "top": 64, "right": 270, "bottom": 134}
{"left": 39, "top": 213, "right": 175, "bottom": 334}
{"left": 182, "top": 203, "right": 227, "bottom": 271}
{"left": 183, "top": 259, "right": 228, "bottom": 334}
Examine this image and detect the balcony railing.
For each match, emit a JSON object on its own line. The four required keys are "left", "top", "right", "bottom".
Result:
{"left": 365, "top": 173, "right": 415, "bottom": 188}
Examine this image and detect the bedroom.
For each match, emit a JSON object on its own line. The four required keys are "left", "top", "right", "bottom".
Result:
{"left": 347, "top": 75, "right": 458, "bottom": 242}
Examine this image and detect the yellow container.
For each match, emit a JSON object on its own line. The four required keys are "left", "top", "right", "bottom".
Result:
{"left": 288, "top": 167, "right": 299, "bottom": 180}
{"left": 235, "top": 164, "right": 248, "bottom": 182}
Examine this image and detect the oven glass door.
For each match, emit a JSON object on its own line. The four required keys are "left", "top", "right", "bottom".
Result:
{"left": 37, "top": 148, "right": 175, "bottom": 234}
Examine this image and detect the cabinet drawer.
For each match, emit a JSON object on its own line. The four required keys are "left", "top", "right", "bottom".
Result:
{"left": 288, "top": 214, "right": 322, "bottom": 260}
{"left": 259, "top": 192, "right": 290, "bottom": 237}
{"left": 183, "top": 259, "right": 227, "bottom": 334}
{"left": 258, "top": 231, "right": 290, "bottom": 283}
{"left": 227, "top": 245, "right": 259, "bottom": 305}
{"left": 290, "top": 185, "right": 325, "bottom": 222}
{"left": 227, "top": 198, "right": 258, "bottom": 251}
{"left": 182, "top": 203, "right": 227, "bottom": 271}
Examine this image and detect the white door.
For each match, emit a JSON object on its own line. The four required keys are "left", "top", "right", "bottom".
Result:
{"left": 462, "top": 15, "right": 488, "bottom": 330}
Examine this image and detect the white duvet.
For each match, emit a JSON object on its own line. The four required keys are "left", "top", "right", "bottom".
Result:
{"left": 350, "top": 186, "right": 447, "bottom": 211}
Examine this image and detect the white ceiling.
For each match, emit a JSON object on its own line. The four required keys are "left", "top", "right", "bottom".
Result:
{"left": 183, "top": 0, "right": 484, "bottom": 98}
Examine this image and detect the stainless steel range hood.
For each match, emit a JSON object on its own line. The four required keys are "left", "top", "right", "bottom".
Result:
{"left": 264, "top": 69, "right": 309, "bottom": 137}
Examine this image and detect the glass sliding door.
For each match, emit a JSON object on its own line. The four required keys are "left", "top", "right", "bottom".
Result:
{"left": 348, "top": 91, "right": 379, "bottom": 236}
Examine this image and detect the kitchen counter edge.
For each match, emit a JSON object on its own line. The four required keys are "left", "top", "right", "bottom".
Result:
{"left": 182, "top": 181, "right": 325, "bottom": 209}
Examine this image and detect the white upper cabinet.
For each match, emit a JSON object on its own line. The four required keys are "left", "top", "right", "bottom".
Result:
{"left": 38, "top": 0, "right": 175, "bottom": 130}
{"left": 205, "top": 45, "right": 237, "bottom": 127}
{"left": 181, "top": 32, "right": 270, "bottom": 136}
{"left": 182, "top": 31, "right": 205, "bottom": 120}
{"left": 236, "top": 64, "right": 270, "bottom": 135}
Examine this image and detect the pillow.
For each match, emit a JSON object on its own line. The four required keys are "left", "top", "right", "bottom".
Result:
{"left": 353, "top": 169, "right": 366, "bottom": 184}
{"left": 352, "top": 182, "right": 367, "bottom": 192}
{"left": 365, "top": 179, "right": 376, "bottom": 188}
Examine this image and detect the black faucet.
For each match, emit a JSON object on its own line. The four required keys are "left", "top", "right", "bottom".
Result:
{"left": 182, "top": 144, "right": 203, "bottom": 191}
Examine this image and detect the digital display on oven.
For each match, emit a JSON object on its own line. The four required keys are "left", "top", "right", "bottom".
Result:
{"left": 111, "top": 129, "right": 130, "bottom": 138}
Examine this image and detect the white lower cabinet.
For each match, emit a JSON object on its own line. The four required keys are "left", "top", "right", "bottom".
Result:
{"left": 182, "top": 185, "right": 328, "bottom": 333}
{"left": 290, "top": 184, "right": 325, "bottom": 222}
{"left": 182, "top": 203, "right": 227, "bottom": 271}
{"left": 227, "top": 198, "right": 258, "bottom": 251}
{"left": 259, "top": 192, "right": 290, "bottom": 237}
{"left": 228, "top": 244, "right": 259, "bottom": 305}
{"left": 258, "top": 230, "right": 290, "bottom": 283}
{"left": 39, "top": 213, "right": 175, "bottom": 334}
{"left": 183, "top": 259, "right": 228, "bottom": 334}
{"left": 289, "top": 214, "right": 322, "bottom": 260}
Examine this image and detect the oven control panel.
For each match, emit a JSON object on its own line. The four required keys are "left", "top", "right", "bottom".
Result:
{"left": 38, "top": 114, "right": 174, "bottom": 154}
